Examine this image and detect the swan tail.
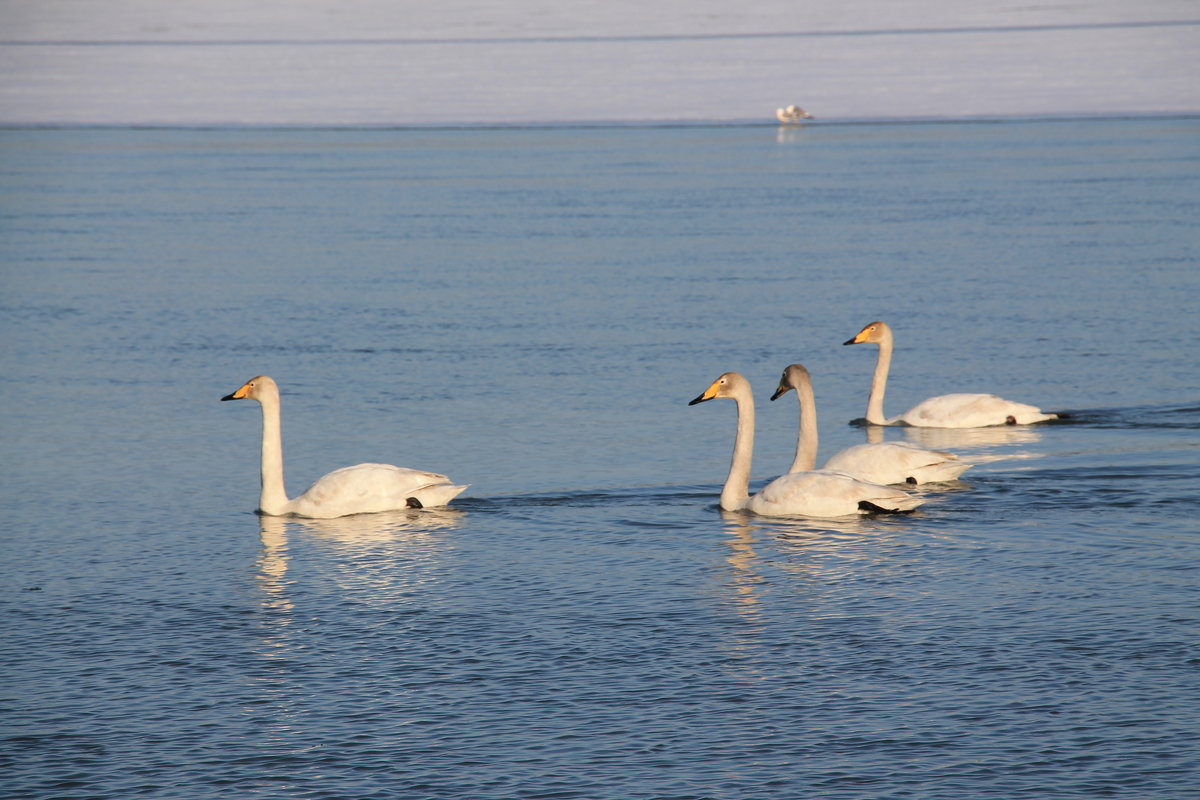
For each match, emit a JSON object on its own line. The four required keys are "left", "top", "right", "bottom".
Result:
{"left": 408, "top": 482, "right": 469, "bottom": 508}
{"left": 858, "top": 499, "right": 918, "bottom": 515}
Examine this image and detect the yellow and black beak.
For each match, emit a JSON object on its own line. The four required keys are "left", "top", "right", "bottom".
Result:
{"left": 221, "top": 384, "right": 250, "bottom": 402}
{"left": 770, "top": 382, "right": 792, "bottom": 401}
{"left": 688, "top": 380, "right": 720, "bottom": 406}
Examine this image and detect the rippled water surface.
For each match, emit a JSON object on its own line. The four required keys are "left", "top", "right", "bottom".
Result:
{"left": 2, "top": 119, "right": 1199, "bottom": 799}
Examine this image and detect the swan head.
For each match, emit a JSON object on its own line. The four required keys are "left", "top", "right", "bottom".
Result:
{"left": 688, "top": 371, "right": 747, "bottom": 405}
{"left": 221, "top": 375, "right": 279, "bottom": 403}
{"left": 770, "top": 363, "right": 811, "bottom": 401}
{"left": 844, "top": 320, "right": 892, "bottom": 346}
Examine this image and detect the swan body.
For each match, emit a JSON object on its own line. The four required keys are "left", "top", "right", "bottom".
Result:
{"left": 771, "top": 363, "right": 971, "bottom": 485}
{"left": 221, "top": 375, "right": 466, "bottom": 518}
{"left": 689, "top": 371, "right": 924, "bottom": 517}
{"left": 821, "top": 442, "right": 969, "bottom": 485}
{"left": 844, "top": 320, "right": 1059, "bottom": 428}
{"left": 775, "top": 105, "right": 814, "bottom": 123}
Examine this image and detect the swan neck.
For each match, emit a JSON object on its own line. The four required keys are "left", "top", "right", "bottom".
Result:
{"left": 866, "top": 335, "right": 893, "bottom": 425}
{"left": 788, "top": 378, "right": 818, "bottom": 473}
{"left": 721, "top": 385, "right": 755, "bottom": 510}
{"left": 256, "top": 389, "right": 291, "bottom": 515}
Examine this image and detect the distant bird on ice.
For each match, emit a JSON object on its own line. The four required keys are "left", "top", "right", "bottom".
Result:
{"left": 775, "top": 105, "right": 813, "bottom": 124}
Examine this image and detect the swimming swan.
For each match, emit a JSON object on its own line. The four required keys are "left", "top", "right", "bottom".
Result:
{"left": 221, "top": 375, "right": 467, "bottom": 518}
{"left": 689, "top": 371, "right": 925, "bottom": 517}
{"left": 770, "top": 363, "right": 971, "bottom": 485}
{"left": 844, "top": 320, "right": 1059, "bottom": 428}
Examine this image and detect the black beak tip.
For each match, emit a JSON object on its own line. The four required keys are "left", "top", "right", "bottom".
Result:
{"left": 842, "top": 338, "right": 856, "bottom": 346}
{"left": 220, "top": 393, "right": 237, "bottom": 402}
{"left": 688, "top": 396, "right": 707, "bottom": 406}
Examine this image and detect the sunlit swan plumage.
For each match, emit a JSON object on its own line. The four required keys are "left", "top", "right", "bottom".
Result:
{"left": 689, "top": 371, "right": 925, "bottom": 517}
{"left": 844, "top": 320, "right": 1059, "bottom": 428}
{"left": 221, "top": 375, "right": 467, "bottom": 518}
{"left": 770, "top": 363, "right": 971, "bottom": 485}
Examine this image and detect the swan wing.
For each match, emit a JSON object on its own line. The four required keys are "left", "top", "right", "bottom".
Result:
{"left": 290, "top": 463, "right": 464, "bottom": 518}
{"left": 748, "top": 470, "right": 924, "bottom": 518}
{"left": 899, "top": 393, "right": 1056, "bottom": 428}
{"left": 822, "top": 442, "right": 971, "bottom": 485}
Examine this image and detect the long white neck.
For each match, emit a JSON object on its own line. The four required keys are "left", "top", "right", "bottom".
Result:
{"left": 720, "top": 383, "right": 756, "bottom": 511}
{"left": 788, "top": 375, "right": 819, "bottom": 473}
{"left": 256, "top": 389, "right": 292, "bottom": 515}
{"left": 866, "top": 331, "right": 893, "bottom": 425}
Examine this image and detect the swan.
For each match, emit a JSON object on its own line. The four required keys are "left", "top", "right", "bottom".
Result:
{"left": 843, "top": 320, "right": 1059, "bottom": 428}
{"left": 689, "top": 371, "right": 925, "bottom": 517}
{"left": 770, "top": 363, "right": 971, "bottom": 485}
{"left": 775, "top": 104, "right": 814, "bottom": 124}
{"left": 221, "top": 375, "right": 467, "bottom": 518}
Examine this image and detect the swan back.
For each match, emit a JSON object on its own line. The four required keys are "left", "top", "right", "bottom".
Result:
{"left": 822, "top": 441, "right": 970, "bottom": 484}
{"left": 289, "top": 463, "right": 467, "bottom": 519}
{"left": 899, "top": 393, "right": 1057, "bottom": 428}
{"left": 749, "top": 470, "right": 925, "bottom": 518}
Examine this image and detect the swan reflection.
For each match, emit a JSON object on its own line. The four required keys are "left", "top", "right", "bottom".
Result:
{"left": 902, "top": 424, "right": 1041, "bottom": 455}
{"left": 254, "top": 507, "right": 464, "bottom": 616}
{"left": 719, "top": 511, "right": 766, "bottom": 624}
{"left": 775, "top": 125, "right": 812, "bottom": 145}
{"left": 255, "top": 517, "right": 297, "bottom": 677}
{"left": 281, "top": 507, "right": 466, "bottom": 543}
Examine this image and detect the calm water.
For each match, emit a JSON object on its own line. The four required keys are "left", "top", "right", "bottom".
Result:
{"left": 2, "top": 119, "right": 1199, "bottom": 799}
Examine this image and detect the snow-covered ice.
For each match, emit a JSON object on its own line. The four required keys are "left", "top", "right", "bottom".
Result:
{"left": 1, "top": 0, "right": 1197, "bottom": 125}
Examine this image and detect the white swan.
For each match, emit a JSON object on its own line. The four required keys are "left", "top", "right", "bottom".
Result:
{"left": 689, "top": 372, "right": 925, "bottom": 517}
{"left": 844, "top": 320, "right": 1059, "bottom": 428}
{"left": 221, "top": 375, "right": 467, "bottom": 518}
{"left": 770, "top": 363, "right": 971, "bottom": 485}
{"left": 775, "top": 105, "right": 814, "bottom": 124}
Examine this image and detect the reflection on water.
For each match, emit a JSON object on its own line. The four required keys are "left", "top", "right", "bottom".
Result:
{"left": 256, "top": 517, "right": 296, "bottom": 668}
{"left": 281, "top": 507, "right": 466, "bottom": 543}
{"left": 257, "top": 516, "right": 293, "bottom": 611}
{"left": 896, "top": 423, "right": 1044, "bottom": 452}
{"left": 715, "top": 509, "right": 925, "bottom": 610}
{"left": 775, "top": 124, "right": 813, "bottom": 145}
{"left": 719, "top": 511, "right": 766, "bottom": 625}
{"left": 255, "top": 509, "right": 465, "bottom": 610}
{"left": 722, "top": 506, "right": 892, "bottom": 543}
{"left": 711, "top": 509, "right": 934, "bottom": 683}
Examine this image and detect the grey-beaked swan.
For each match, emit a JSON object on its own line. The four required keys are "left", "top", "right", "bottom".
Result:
{"left": 770, "top": 363, "right": 971, "bottom": 485}
{"left": 221, "top": 375, "right": 467, "bottom": 518}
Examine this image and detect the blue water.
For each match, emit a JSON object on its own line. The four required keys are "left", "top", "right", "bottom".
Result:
{"left": 2, "top": 119, "right": 1199, "bottom": 799}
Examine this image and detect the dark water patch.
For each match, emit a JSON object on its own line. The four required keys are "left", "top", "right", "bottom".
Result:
{"left": 1050, "top": 401, "right": 1200, "bottom": 430}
